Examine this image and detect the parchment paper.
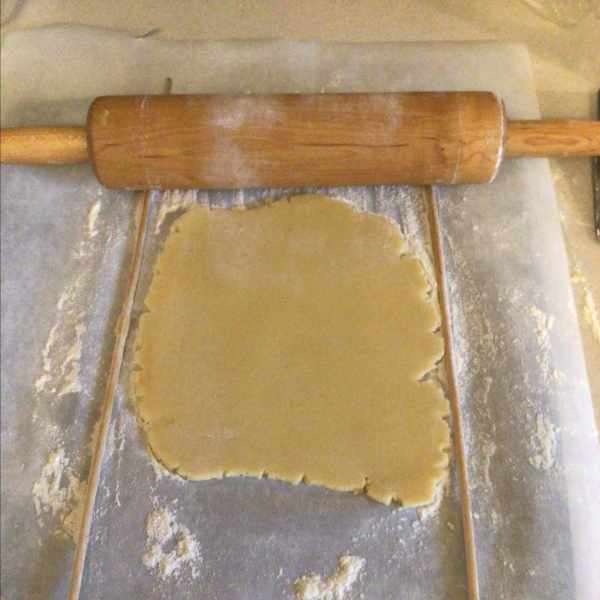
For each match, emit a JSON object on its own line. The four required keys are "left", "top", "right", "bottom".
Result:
{"left": 1, "top": 26, "right": 599, "bottom": 600}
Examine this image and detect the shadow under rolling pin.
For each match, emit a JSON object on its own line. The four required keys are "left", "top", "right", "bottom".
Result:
{"left": 1, "top": 91, "right": 599, "bottom": 191}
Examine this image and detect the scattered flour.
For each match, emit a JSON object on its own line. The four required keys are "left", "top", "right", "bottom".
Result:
{"left": 58, "top": 322, "right": 86, "bottom": 396}
{"left": 526, "top": 305, "right": 555, "bottom": 382}
{"left": 87, "top": 200, "right": 102, "bottom": 238}
{"left": 31, "top": 197, "right": 108, "bottom": 542}
{"left": 528, "top": 413, "right": 558, "bottom": 470}
{"left": 149, "top": 454, "right": 171, "bottom": 481}
{"left": 35, "top": 311, "right": 86, "bottom": 398}
{"left": 583, "top": 288, "right": 600, "bottom": 348}
{"left": 294, "top": 555, "right": 365, "bottom": 600}
{"left": 36, "top": 318, "right": 86, "bottom": 397}
{"left": 154, "top": 190, "right": 198, "bottom": 234}
{"left": 520, "top": 0, "right": 596, "bottom": 26}
{"left": 33, "top": 194, "right": 108, "bottom": 400}
{"left": 528, "top": 306, "right": 555, "bottom": 344}
{"left": 142, "top": 507, "right": 201, "bottom": 580}
{"left": 481, "top": 439, "right": 497, "bottom": 487}
{"left": 32, "top": 448, "right": 86, "bottom": 541}
{"left": 86, "top": 419, "right": 101, "bottom": 455}
{"left": 105, "top": 420, "right": 117, "bottom": 458}
{"left": 85, "top": 415, "right": 120, "bottom": 465}
{"left": 35, "top": 323, "right": 59, "bottom": 392}
{"left": 417, "top": 473, "right": 448, "bottom": 522}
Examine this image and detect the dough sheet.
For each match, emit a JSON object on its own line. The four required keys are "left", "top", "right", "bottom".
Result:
{"left": 134, "top": 194, "right": 449, "bottom": 506}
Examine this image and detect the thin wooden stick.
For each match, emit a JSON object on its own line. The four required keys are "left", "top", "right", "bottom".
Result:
{"left": 67, "top": 190, "right": 151, "bottom": 600}
{"left": 426, "top": 186, "right": 479, "bottom": 600}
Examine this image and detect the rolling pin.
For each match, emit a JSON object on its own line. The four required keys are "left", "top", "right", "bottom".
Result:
{"left": 1, "top": 91, "right": 599, "bottom": 190}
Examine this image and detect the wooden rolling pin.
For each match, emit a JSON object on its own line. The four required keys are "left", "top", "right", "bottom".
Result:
{"left": 1, "top": 92, "right": 599, "bottom": 190}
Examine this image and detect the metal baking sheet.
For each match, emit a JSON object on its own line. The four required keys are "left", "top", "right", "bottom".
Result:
{"left": 1, "top": 26, "right": 599, "bottom": 600}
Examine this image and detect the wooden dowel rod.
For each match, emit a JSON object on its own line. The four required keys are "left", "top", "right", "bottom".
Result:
{"left": 505, "top": 119, "right": 600, "bottom": 157}
{"left": 67, "top": 190, "right": 151, "bottom": 600}
{"left": 67, "top": 79, "right": 171, "bottom": 599}
{"left": 0, "top": 126, "right": 88, "bottom": 163}
{"left": 427, "top": 185, "right": 480, "bottom": 600}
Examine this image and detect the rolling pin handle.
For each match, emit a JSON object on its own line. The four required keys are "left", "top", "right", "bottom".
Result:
{"left": 0, "top": 126, "right": 89, "bottom": 164}
{"left": 504, "top": 120, "right": 600, "bottom": 157}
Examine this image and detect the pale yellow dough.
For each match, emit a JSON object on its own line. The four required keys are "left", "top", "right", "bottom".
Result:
{"left": 134, "top": 194, "right": 449, "bottom": 506}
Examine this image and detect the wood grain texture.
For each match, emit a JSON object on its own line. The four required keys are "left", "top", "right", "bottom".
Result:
{"left": 4, "top": 95, "right": 598, "bottom": 188}
{"left": 505, "top": 120, "right": 600, "bottom": 157}
{"left": 427, "top": 185, "right": 479, "bottom": 600}
{"left": 87, "top": 92, "right": 505, "bottom": 190}
{"left": 0, "top": 126, "right": 88, "bottom": 163}
{"left": 67, "top": 191, "right": 152, "bottom": 600}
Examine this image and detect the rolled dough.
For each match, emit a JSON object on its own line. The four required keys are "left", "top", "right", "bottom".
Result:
{"left": 134, "top": 194, "right": 449, "bottom": 506}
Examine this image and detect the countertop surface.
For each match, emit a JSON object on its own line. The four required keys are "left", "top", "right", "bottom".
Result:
{"left": 2, "top": 0, "right": 599, "bottom": 424}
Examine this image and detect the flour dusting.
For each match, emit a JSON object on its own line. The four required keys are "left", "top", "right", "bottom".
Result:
{"left": 481, "top": 439, "right": 497, "bottom": 487}
{"left": 32, "top": 448, "right": 86, "bottom": 541}
{"left": 30, "top": 195, "right": 118, "bottom": 543}
{"left": 87, "top": 200, "right": 101, "bottom": 237}
{"left": 58, "top": 322, "right": 86, "bottom": 396}
{"left": 417, "top": 473, "right": 448, "bottom": 522}
{"left": 155, "top": 190, "right": 198, "bottom": 233}
{"left": 35, "top": 295, "right": 87, "bottom": 397}
{"left": 35, "top": 323, "right": 59, "bottom": 392}
{"left": 525, "top": 305, "right": 555, "bottom": 382}
{"left": 573, "top": 264, "right": 600, "bottom": 347}
{"left": 294, "top": 555, "right": 365, "bottom": 600}
{"left": 142, "top": 507, "right": 201, "bottom": 580}
{"left": 583, "top": 288, "right": 600, "bottom": 347}
{"left": 529, "top": 413, "right": 558, "bottom": 470}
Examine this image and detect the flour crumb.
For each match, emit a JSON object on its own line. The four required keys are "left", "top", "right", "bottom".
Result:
{"left": 155, "top": 190, "right": 197, "bottom": 234}
{"left": 35, "top": 323, "right": 59, "bottom": 392}
{"left": 32, "top": 448, "right": 86, "bottom": 541}
{"left": 105, "top": 420, "right": 117, "bottom": 458}
{"left": 294, "top": 555, "right": 365, "bottom": 600}
{"left": 32, "top": 449, "right": 68, "bottom": 517}
{"left": 86, "top": 419, "right": 101, "bottom": 455}
{"left": 583, "top": 289, "right": 600, "bottom": 347}
{"left": 417, "top": 474, "right": 447, "bottom": 521}
{"left": 528, "top": 305, "right": 554, "bottom": 346}
{"left": 87, "top": 200, "right": 101, "bottom": 238}
{"left": 142, "top": 507, "right": 201, "bottom": 580}
{"left": 570, "top": 269, "right": 585, "bottom": 284}
{"left": 58, "top": 362, "right": 82, "bottom": 396}
{"left": 527, "top": 305, "right": 554, "bottom": 381}
{"left": 570, "top": 268, "right": 600, "bottom": 347}
{"left": 481, "top": 439, "right": 497, "bottom": 487}
{"left": 58, "top": 323, "right": 86, "bottom": 396}
{"left": 528, "top": 413, "right": 558, "bottom": 470}
{"left": 34, "top": 199, "right": 102, "bottom": 398}
{"left": 149, "top": 453, "right": 170, "bottom": 481}
{"left": 61, "top": 327, "right": 83, "bottom": 369}
{"left": 36, "top": 317, "right": 87, "bottom": 398}
{"left": 61, "top": 478, "right": 85, "bottom": 540}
